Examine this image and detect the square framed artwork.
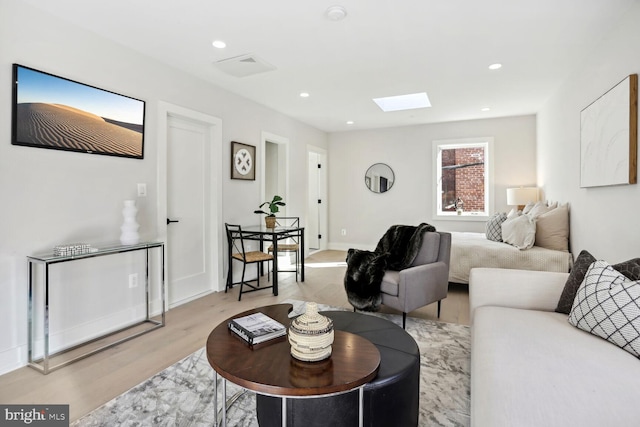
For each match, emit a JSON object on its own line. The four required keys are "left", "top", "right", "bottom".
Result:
{"left": 231, "top": 141, "right": 256, "bottom": 180}
{"left": 580, "top": 74, "right": 637, "bottom": 188}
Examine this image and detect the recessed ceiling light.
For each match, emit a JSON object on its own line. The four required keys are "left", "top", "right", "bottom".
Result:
{"left": 481, "top": 107, "right": 491, "bottom": 112}
{"left": 488, "top": 63, "right": 502, "bottom": 70}
{"left": 212, "top": 40, "right": 226, "bottom": 49}
{"left": 346, "top": 121, "right": 354, "bottom": 125}
{"left": 325, "top": 5, "right": 347, "bottom": 21}
{"left": 373, "top": 92, "right": 431, "bottom": 112}
{"left": 299, "top": 92, "right": 310, "bottom": 98}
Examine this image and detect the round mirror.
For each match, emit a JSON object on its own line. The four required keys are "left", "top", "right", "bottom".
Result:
{"left": 365, "top": 163, "right": 395, "bottom": 193}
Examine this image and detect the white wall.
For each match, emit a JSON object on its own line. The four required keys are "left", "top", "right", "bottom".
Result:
{"left": 0, "top": 0, "right": 327, "bottom": 374}
{"left": 537, "top": 2, "right": 640, "bottom": 262}
{"left": 328, "top": 115, "right": 536, "bottom": 250}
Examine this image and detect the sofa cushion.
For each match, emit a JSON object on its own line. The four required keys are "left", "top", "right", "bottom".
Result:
{"left": 380, "top": 270, "right": 400, "bottom": 296}
{"left": 555, "top": 250, "right": 596, "bottom": 314}
{"left": 569, "top": 260, "right": 640, "bottom": 358}
{"left": 472, "top": 306, "right": 640, "bottom": 427}
{"left": 485, "top": 212, "right": 507, "bottom": 242}
{"left": 410, "top": 232, "right": 440, "bottom": 267}
{"left": 501, "top": 214, "right": 536, "bottom": 250}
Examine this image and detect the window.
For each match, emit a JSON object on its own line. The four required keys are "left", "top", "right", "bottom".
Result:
{"left": 433, "top": 137, "right": 493, "bottom": 219}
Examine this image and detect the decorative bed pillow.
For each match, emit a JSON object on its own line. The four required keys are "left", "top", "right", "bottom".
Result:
{"left": 506, "top": 208, "right": 521, "bottom": 219}
{"left": 521, "top": 202, "right": 535, "bottom": 215}
{"left": 556, "top": 252, "right": 640, "bottom": 314}
{"left": 485, "top": 212, "right": 508, "bottom": 242}
{"left": 534, "top": 203, "right": 569, "bottom": 251}
{"left": 526, "top": 201, "right": 553, "bottom": 218}
{"left": 568, "top": 260, "right": 640, "bottom": 358}
{"left": 556, "top": 250, "right": 596, "bottom": 314}
{"left": 501, "top": 214, "right": 536, "bottom": 250}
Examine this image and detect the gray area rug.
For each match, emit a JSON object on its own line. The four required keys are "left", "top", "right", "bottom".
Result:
{"left": 73, "top": 300, "right": 470, "bottom": 426}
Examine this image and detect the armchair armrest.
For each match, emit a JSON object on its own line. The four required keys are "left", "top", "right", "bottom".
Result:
{"left": 469, "top": 268, "right": 569, "bottom": 323}
{"left": 397, "top": 261, "right": 449, "bottom": 312}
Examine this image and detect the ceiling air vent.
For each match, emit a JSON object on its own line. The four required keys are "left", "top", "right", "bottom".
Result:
{"left": 214, "top": 54, "right": 276, "bottom": 78}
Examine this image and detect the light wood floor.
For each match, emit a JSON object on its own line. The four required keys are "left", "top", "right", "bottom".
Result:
{"left": 0, "top": 250, "right": 469, "bottom": 422}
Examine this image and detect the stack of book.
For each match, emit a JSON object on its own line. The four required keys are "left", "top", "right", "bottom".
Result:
{"left": 228, "top": 312, "right": 286, "bottom": 345}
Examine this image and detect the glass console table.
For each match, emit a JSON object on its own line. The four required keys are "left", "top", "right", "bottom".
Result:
{"left": 27, "top": 241, "right": 165, "bottom": 374}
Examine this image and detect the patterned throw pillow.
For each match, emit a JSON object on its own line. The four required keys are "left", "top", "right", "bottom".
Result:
{"left": 485, "top": 212, "right": 508, "bottom": 242}
{"left": 569, "top": 260, "right": 640, "bottom": 358}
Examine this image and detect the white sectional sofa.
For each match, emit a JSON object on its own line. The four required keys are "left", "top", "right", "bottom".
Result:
{"left": 469, "top": 267, "right": 640, "bottom": 427}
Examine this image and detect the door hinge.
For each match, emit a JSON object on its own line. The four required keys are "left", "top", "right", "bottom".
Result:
{"left": 318, "top": 234, "right": 322, "bottom": 239}
{"left": 317, "top": 164, "right": 322, "bottom": 169}
{"left": 318, "top": 199, "right": 322, "bottom": 204}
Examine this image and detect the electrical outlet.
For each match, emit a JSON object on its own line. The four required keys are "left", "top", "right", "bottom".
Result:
{"left": 129, "top": 273, "right": 139, "bottom": 288}
{"left": 341, "top": 229, "right": 347, "bottom": 236}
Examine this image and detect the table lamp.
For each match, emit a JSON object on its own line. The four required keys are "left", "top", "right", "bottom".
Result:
{"left": 506, "top": 187, "right": 539, "bottom": 211}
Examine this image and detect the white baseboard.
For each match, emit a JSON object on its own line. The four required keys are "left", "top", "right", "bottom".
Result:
{"left": 0, "top": 346, "right": 23, "bottom": 376}
{"left": 328, "top": 242, "right": 375, "bottom": 252}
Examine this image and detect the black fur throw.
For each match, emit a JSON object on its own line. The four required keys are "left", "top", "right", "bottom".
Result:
{"left": 375, "top": 223, "right": 436, "bottom": 270}
{"left": 344, "top": 249, "right": 389, "bottom": 311}
{"left": 344, "top": 223, "right": 436, "bottom": 311}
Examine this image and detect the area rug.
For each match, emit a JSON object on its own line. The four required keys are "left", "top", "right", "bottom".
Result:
{"left": 73, "top": 300, "right": 470, "bottom": 427}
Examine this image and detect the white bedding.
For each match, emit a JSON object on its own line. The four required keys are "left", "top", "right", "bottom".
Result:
{"left": 449, "top": 232, "right": 573, "bottom": 284}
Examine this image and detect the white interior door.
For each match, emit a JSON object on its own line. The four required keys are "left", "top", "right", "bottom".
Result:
{"left": 307, "top": 148, "right": 327, "bottom": 251}
{"left": 167, "top": 116, "right": 213, "bottom": 307}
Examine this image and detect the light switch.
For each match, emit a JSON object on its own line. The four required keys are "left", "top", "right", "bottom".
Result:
{"left": 137, "top": 183, "right": 147, "bottom": 197}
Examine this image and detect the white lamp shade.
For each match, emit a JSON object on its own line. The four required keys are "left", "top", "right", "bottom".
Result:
{"left": 506, "top": 187, "right": 539, "bottom": 206}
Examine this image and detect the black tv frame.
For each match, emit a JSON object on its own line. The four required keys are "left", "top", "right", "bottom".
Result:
{"left": 11, "top": 64, "right": 146, "bottom": 159}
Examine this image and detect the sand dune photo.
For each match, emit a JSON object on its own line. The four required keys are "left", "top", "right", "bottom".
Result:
{"left": 12, "top": 64, "right": 146, "bottom": 159}
{"left": 16, "top": 103, "right": 143, "bottom": 157}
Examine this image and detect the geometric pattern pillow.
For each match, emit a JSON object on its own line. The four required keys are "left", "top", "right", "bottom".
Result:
{"left": 485, "top": 212, "right": 508, "bottom": 242}
{"left": 568, "top": 260, "right": 640, "bottom": 358}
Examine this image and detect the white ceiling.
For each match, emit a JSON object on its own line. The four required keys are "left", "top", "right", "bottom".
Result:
{"left": 21, "top": 0, "right": 638, "bottom": 133}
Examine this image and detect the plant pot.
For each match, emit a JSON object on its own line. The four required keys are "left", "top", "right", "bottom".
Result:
{"left": 265, "top": 216, "right": 276, "bottom": 229}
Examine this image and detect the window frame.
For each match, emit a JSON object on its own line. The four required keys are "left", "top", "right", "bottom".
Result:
{"left": 432, "top": 137, "right": 494, "bottom": 221}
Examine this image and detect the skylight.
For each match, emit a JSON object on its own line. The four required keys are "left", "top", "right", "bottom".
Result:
{"left": 373, "top": 92, "right": 431, "bottom": 112}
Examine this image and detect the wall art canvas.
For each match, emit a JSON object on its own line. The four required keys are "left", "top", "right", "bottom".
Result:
{"left": 580, "top": 74, "right": 637, "bottom": 188}
{"left": 231, "top": 141, "right": 255, "bottom": 180}
{"left": 12, "top": 64, "right": 145, "bottom": 159}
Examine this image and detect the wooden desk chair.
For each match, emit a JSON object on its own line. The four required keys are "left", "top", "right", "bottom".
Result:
{"left": 225, "top": 223, "right": 274, "bottom": 301}
{"left": 268, "top": 217, "right": 301, "bottom": 282}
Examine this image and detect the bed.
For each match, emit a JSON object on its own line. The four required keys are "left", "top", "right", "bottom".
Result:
{"left": 448, "top": 231, "right": 573, "bottom": 284}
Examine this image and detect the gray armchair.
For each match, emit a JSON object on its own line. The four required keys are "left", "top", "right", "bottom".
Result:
{"left": 380, "top": 231, "right": 451, "bottom": 328}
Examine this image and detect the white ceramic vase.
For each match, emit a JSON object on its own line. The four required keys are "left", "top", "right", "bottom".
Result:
{"left": 120, "top": 200, "right": 140, "bottom": 245}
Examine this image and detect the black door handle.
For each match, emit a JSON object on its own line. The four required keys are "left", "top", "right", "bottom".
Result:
{"left": 167, "top": 218, "right": 180, "bottom": 225}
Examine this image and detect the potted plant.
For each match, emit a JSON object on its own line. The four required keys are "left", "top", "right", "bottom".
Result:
{"left": 254, "top": 195, "right": 286, "bottom": 228}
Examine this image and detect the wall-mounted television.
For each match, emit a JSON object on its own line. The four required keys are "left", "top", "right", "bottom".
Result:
{"left": 12, "top": 64, "right": 145, "bottom": 159}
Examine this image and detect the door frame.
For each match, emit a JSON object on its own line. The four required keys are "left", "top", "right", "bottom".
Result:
{"left": 260, "top": 131, "right": 290, "bottom": 207}
{"left": 157, "top": 101, "right": 224, "bottom": 309}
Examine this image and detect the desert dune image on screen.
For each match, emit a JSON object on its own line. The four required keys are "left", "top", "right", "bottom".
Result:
{"left": 13, "top": 65, "right": 144, "bottom": 158}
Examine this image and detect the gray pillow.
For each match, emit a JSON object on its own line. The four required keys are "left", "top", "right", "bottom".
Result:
{"left": 485, "top": 212, "right": 507, "bottom": 242}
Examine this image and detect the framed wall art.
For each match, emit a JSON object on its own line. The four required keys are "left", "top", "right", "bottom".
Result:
{"left": 580, "top": 74, "right": 637, "bottom": 188}
{"left": 12, "top": 64, "right": 146, "bottom": 159}
{"left": 231, "top": 141, "right": 255, "bottom": 180}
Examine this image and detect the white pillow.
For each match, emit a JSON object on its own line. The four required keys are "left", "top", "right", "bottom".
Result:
{"left": 535, "top": 203, "right": 569, "bottom": 251}
{"left": 521, "top": 201, "right": 536, "bottom": 215}
{"left": 506, "top": 208, "right": 521, "bottom": 219}
{"left": 569, "top": 260, "right": 640, "bottom": 358}
{"left": 526, "top": 201, "right": 553, "bottom": 218}
{"left": 501, "top": 214, "right": 536, "bottom": 250}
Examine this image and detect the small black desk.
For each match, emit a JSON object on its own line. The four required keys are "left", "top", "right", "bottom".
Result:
{"left": 227, "top": 225, "right": 305, "bottom": 296}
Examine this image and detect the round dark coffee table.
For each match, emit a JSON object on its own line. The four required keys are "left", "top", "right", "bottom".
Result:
{"left": 206, "top": 304, "right": 382, "bottom": 426}
{"left": 256, "top": 310, "right": 420, "bottom": 427}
